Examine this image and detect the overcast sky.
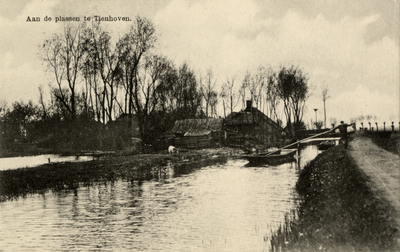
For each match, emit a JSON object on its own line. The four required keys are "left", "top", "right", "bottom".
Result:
{"left": 1, "top": 0, "right": 399, "bottom": 126}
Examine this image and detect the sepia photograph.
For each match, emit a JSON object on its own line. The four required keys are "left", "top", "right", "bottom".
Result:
{"left": 0, "top": 0, "right": 399, "bottom": 251}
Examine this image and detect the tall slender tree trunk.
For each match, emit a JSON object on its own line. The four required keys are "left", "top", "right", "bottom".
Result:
{"left": 323, "top": 99, "right": 326, "bottom": 129}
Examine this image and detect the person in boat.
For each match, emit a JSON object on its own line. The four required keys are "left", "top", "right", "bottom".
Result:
{"left": 333, "top": 121, "right": 355, "bottom": 149}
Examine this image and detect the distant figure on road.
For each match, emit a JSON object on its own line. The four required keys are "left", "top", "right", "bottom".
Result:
{"left": 168, "top": 145, "right": 178, "bottom": 154}
{"left": 334, "top": 121, "right": 355, "bottom": 149}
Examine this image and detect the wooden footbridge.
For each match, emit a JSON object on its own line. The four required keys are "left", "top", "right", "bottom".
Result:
{"left": 300, "top": 137, "right": 340, "bottom": 143}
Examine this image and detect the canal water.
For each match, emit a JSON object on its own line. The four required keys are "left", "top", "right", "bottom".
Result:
{"left": 0, "top": 145, "right": 321, "bottom": 252}
{"left": 0, "top": 154, "right": 93, "bottom": 171}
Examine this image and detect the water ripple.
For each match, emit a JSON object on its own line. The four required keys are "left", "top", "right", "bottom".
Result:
{"left": 0, "top": 145, "right": 320, "bottom": 251}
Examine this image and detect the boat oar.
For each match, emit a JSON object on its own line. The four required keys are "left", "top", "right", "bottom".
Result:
{"left": 265, "top": 128, "right": 335, "bottom": 156}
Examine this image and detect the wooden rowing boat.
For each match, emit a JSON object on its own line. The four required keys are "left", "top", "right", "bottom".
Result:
{"left": 240, "top": 129, "right": 336, "bottom": 166}
{"left": 241, "top": 149, "right": 297, "bottom": 166}
{"left": 317, "top": 140, "right": 336, "bottom": 150}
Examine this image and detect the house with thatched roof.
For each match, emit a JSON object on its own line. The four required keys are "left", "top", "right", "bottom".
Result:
{"left": 224, "top": 100, "right": 283, "bottom": 147}
{"left": 172, "top": 118, "right": 224, "bottom": 149}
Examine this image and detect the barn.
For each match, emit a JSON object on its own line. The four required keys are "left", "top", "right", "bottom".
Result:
{"left": 172, "top": 118, "right": 224, "bottom": 149}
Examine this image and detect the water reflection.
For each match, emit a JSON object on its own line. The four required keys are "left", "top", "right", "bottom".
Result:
{"left": 0, "top": 145, "right": 321, "bottom": 251}
{"left": 296, "top": 143, "right": 321, "bottom": 170}
{"left": 0, "top": 154, "right": 93, "bottom": 170}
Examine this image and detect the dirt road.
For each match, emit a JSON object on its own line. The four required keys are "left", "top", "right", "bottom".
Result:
{"left": 349, "top": 134, "right": 400, "bottom": 242}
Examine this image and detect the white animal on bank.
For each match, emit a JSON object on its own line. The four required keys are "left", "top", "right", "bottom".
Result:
{"left": 168, "top": 145, "right": 179, "bottom": 154}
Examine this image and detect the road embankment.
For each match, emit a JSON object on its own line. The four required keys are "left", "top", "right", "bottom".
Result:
{"left": 270, "top": 144, "right": 399, "bottom": 251}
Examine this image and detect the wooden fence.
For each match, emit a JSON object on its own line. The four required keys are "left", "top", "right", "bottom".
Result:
{"left": 357, "top": 121, "right": 400, "bottom": 132}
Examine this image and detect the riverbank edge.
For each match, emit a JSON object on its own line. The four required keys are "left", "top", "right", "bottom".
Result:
{"left": 0, "top": 149, "right": 231, "bottom": 202}
{"left": 270, "top": 144, "right": 399, "bottom": 251}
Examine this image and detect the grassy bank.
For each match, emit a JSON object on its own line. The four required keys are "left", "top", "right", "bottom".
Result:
{"left": 270, "top": 145, "right": 399, "bottom": 251}
{"left": 0, "top": 151, "right": 228, "bottom": 202}
{"left": 364, "top": 131, "right": 400, "bottom": 156}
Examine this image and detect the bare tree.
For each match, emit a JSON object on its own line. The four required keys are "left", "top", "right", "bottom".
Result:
{"left": 254, "top": 66, "right": 267, "bottom": 109}
{"left": 82, "top": 22, "right": 124, "bottom": 123}
{"left": 41, "top": 23, "right": 87, "bottom": 120}
{"left": 117, "top": 16, "right": 157, "bottom": 116}
{"left": 276, "top": 65, "right": 309, "bottom": 137}
{"left": 136, "top": 54, "right": 173, "bottom": 133}
{"left": 37, "top": 85, "right": 48, "bottom": 120}
{"left": 221, "top": 76, "right": 239, "bottom": 117}
{"left": 169, "top": 63, "right": 202, "bottom": 118}
{"left": 265, "top": 67, "right": 280, "bottom": 121}
{"left": 200, "top": 69, "right": 218, "bottom": 117}
{"left": 237, "top": 66, "right": 274, "bottom": 114}
{"left": 322, "top": 87, "right": 330, "bottom": 129}
{"left": 153, "top": 63, "right": 178, "bottom": 114}
{"left": 240, "top": 69, "right": 265, "bottom": 109}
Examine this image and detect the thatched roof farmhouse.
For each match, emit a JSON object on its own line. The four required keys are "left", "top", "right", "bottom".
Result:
{"left": 225, "top": 100, "right": 283, "bottom": 146}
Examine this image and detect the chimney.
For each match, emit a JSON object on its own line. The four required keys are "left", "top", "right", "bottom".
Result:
{"left": 246, "top": 100, "right": 252, "bottom": 111}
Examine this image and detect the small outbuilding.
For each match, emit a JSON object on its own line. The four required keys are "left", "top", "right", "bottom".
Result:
{"left": 172, "top": 118, "right": 224, "bottom": 149}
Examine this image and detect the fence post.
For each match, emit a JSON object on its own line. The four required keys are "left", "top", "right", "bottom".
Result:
{"left": 361, "top": 122, "right": 363, "bottom": 130}
{"left": 383, "top": 122, "right": 386, "bottom": 132}
{"left": 392, "top": 122, "right": 394, "bottom": 132}
{"left": 375, "top": 122, "right": 378, "bottom": 132}
{"left": 368, "top": 122, "right": 371, "bottom": 131}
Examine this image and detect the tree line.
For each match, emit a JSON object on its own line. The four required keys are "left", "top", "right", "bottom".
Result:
{"left": 0, "top": 16, "right": 310, "bottom": 152}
